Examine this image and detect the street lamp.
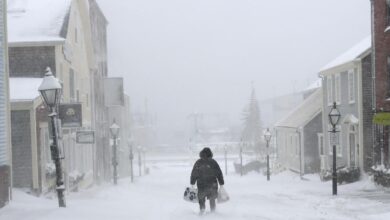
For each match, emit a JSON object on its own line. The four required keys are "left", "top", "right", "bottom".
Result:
{"left": 264, "top": 128, "right": 272, "bottom": 181}
{"left": 328, "top": 102, "right": 341, "bottom": 195}
{"left": 110, "top": 120, "right": 120, "bottom": 185}
{"left": 239, "top": 139, "right": 243, "bottom": 176}
{"left": 128, "top": 138, "right": 134, "bottom": 183}
{"left": 137, "top": 146, "right": 142, "bottom": 176}
{"left": 38, "top": 67, "right": 66, "bottom": 207}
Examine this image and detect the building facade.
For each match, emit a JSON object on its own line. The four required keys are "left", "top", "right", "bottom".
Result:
{"left": 319, "top": 36, "right": 371, "bottom": 174}
{"left": 0, "top": 0, "right": 10, "bottom": 208}
{"left": 88, "top": 0, "right": 111, "bottom": 183}
{"left": 371, "top": 0, "right": 390, "bottom": 168}
{"left": 275, "top": 89, "right": 322, "bottom": 174}
{"left": 8, "top": 0, "right": 100, "bottom": 193}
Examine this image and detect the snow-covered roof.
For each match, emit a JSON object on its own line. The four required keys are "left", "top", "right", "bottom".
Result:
{"left": 320, "top": 36, "right": 371, "bottom": 72}
{"left": 7, "top": 0, "right": 72, "bottom": 44}
{"left": 303, "top": 78, "right": 322, "bottom": 92}
{"left": 10, "top": 77, "right": 42, "bottom": 101}
{"left": 275, "top": 89, "right": 322, "bottom": 128}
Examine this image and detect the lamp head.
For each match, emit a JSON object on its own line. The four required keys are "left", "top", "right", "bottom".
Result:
{"left": 264, "top": 128, "right": 272, "bottom": 142}
{"left": 38, "top": 67, "right": 62, "bottom": 109}
{"left": 328, "top": 102, "right": 341, "bottom": 127}
{"left": 110, "top": 120, "right": 120, "bottom": 137}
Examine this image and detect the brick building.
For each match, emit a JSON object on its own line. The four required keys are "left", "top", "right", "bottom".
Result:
{"left": 371, "top": 0, "right": 390, "bottom": 167}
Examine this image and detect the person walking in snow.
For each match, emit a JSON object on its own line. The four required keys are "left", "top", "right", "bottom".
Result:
{"left": 190, "top": 147, "right": 224, "bottom": 214}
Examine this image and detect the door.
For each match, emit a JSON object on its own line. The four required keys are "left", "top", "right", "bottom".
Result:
{"left": 349, "top": 125, "right": 358, "bottom": 168}
{"left": 318, "top": 134, "right": 326, "bottom": 170}
{"left": 349, "top": 133, "right": 356, "bottom": 167}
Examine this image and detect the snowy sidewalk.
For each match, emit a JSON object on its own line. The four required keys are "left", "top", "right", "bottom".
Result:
{"left": 1, "top": 161, "right": 390, "bottom": 220}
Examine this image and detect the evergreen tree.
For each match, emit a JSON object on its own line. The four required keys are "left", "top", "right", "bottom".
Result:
{"left": 241, "top": 87, "right": 262, "bottom": 148}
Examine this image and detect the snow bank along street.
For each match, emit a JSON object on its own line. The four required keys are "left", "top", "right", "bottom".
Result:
{"left": 1, "top": 158, "right": 390, "bottom": 220}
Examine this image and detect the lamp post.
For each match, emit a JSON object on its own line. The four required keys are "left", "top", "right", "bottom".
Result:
{"left": 224, "top": 144, "right": 228, "bottom": 176}
{"left": 240, "top": 140, "right": 243, "bottom": 177}
{"left": 110, "top": 120, "right": 120, "bottom": 185}
{"left": 328, "top": 102, "right": 341, "bottom": 195}
{"left": 264, "top": 128, "right": 272, "bottom": 181}
{"left": 137, "top": 146, "right": 142, "bottom": 176}
{"left": 128, "top": 139, "right": 134, "bottom": 183}
{"left": 142, "top": 148, "right": 147, "bottom": 174}
{"left": 38, "top": 67, "right": 66, "bottom": 207}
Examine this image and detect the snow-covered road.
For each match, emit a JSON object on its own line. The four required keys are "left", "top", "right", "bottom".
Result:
{"left": 1, "top": 160, "right": 390, "bottom": 220}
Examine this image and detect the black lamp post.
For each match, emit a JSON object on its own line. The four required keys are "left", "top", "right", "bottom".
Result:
{"left": 264, "top": 128, "right": 272, "bottom": 181}
{"left": 110, "top": 120, "right": 120, "bottom": 185}
{"left": 38, "top": 67, "right": 66, "bottom": 208}
{"left": 240, "top": 141, "right": 243, "bottom": 177}
{"left": 328, "top": 102, "right": 341, "bottom": 195}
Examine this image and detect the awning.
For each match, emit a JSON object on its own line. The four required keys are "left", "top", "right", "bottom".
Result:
{"left": 342, "top": 114, "right": 359, "bottom": 124}
{"left": 373, "top": 112, "right": 390, "bottom": 125}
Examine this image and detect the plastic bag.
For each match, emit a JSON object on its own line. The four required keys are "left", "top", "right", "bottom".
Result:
{"left": 183, "top": 187, "right": 198, "bottom": 203}
{"left": 217, "top": 186, "right": 230, "bottom": 203}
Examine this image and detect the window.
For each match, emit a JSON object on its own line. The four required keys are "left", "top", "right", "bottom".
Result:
{"left": 75, "top": 28, "right": 78, "bottom": 43}
{"left": 295, "top": 134, "right": 299, "bottom": 156}
{"left": 335, "top": 74, "right": 341, "bottom": 104}
{"left": 327, "top": 76, "right": 333, "bottom": 105}
{"left": 387, "top": 56, "right": 390, "bottom": 97}
{"left": 69, "top": 69, "right": 75, "bottom": 102}
{"left": 348, "top": 70, "right": 355, "bottom": 103}
{"left": 387, "top": 0, "right": 390, "bottom": 26}
{"left": 318, "top": 134, "right": 324, "bottom": 156}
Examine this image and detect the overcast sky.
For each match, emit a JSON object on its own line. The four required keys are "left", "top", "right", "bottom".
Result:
{"left": 97, "top": 0, "right": 370, "bottom": 144}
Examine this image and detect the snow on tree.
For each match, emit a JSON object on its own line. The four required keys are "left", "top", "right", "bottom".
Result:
{"left": 241, "top": 86, "right": 263, "bottom": 154}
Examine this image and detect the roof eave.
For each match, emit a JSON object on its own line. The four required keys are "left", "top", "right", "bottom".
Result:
{"left": 8, "top": 39, "right": 65, "bottom": 47}
{"left": 319, "top": 48, "right": 372, "bottom": 77}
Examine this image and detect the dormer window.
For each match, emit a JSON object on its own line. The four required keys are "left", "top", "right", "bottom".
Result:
{"left": 387, "top": 0, "right": 390, "bottom": 26}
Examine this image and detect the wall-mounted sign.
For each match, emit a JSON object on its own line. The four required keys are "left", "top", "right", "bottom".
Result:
{"left": 104, "top": 77, "right": 124, "bottom": 106}
{"left": 76, "top": 131, "right": 95, "bottom": 144}
{"left": 59, "top": 103, "right": 82, "bottom": 128}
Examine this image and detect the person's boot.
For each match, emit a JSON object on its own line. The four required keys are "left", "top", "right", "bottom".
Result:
{"left": 199, "top": 208, "right": 206, "bottom": 215}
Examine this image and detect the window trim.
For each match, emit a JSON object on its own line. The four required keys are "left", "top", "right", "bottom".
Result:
{"left": 327, "top": 76, "right": 333, "bottom": 106}
{"left": 387, "top": 0, "right": 390, "bottom": 28}
{"left": 335, "top": 74, "right": 341, "bottom": 105}
{"left": 348, "top": 70, "right": 355, "bottom": 104}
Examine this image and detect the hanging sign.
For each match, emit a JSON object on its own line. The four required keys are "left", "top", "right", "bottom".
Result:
{"left": 373, "top": 112, "right": 390, "bottom": 125}
{"left": 76, "top": 131, "right": 95, "bottom": 144}
{"left": 59, "top": 103, "right": 82, "bottom": 127}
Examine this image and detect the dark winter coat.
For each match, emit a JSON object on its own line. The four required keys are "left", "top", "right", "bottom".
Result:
{"left": 190, "top": 148, "right": 224, "bottom": 200}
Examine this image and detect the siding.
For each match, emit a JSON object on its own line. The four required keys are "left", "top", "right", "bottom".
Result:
{"left": 9, "top": 46, "right": 56, "bottom": 78}
{"left": 11, "top": 110, "right": 32, "bottom": 188}
{"left": 0, "top": 0, "right": 10, "bottom": 208}
{"left": 0, "top": 0, "right": 7, "bottom": 166}
{"left": 362, "top": 54, "right": 374, "bottom": 171}
{"left": 303, "top": 113, "right": 322, "bottom": 173}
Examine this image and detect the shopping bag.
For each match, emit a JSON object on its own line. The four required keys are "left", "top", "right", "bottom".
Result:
{"left": 217, "top": 186, "right": 230, "bottom": 203}
{"left": 183, "top": 187, "right": 198, "bottom": 203}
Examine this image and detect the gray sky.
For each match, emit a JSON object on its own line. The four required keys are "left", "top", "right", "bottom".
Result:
{"left": 97, "top": 0, "right": 370, "bottom": 144}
